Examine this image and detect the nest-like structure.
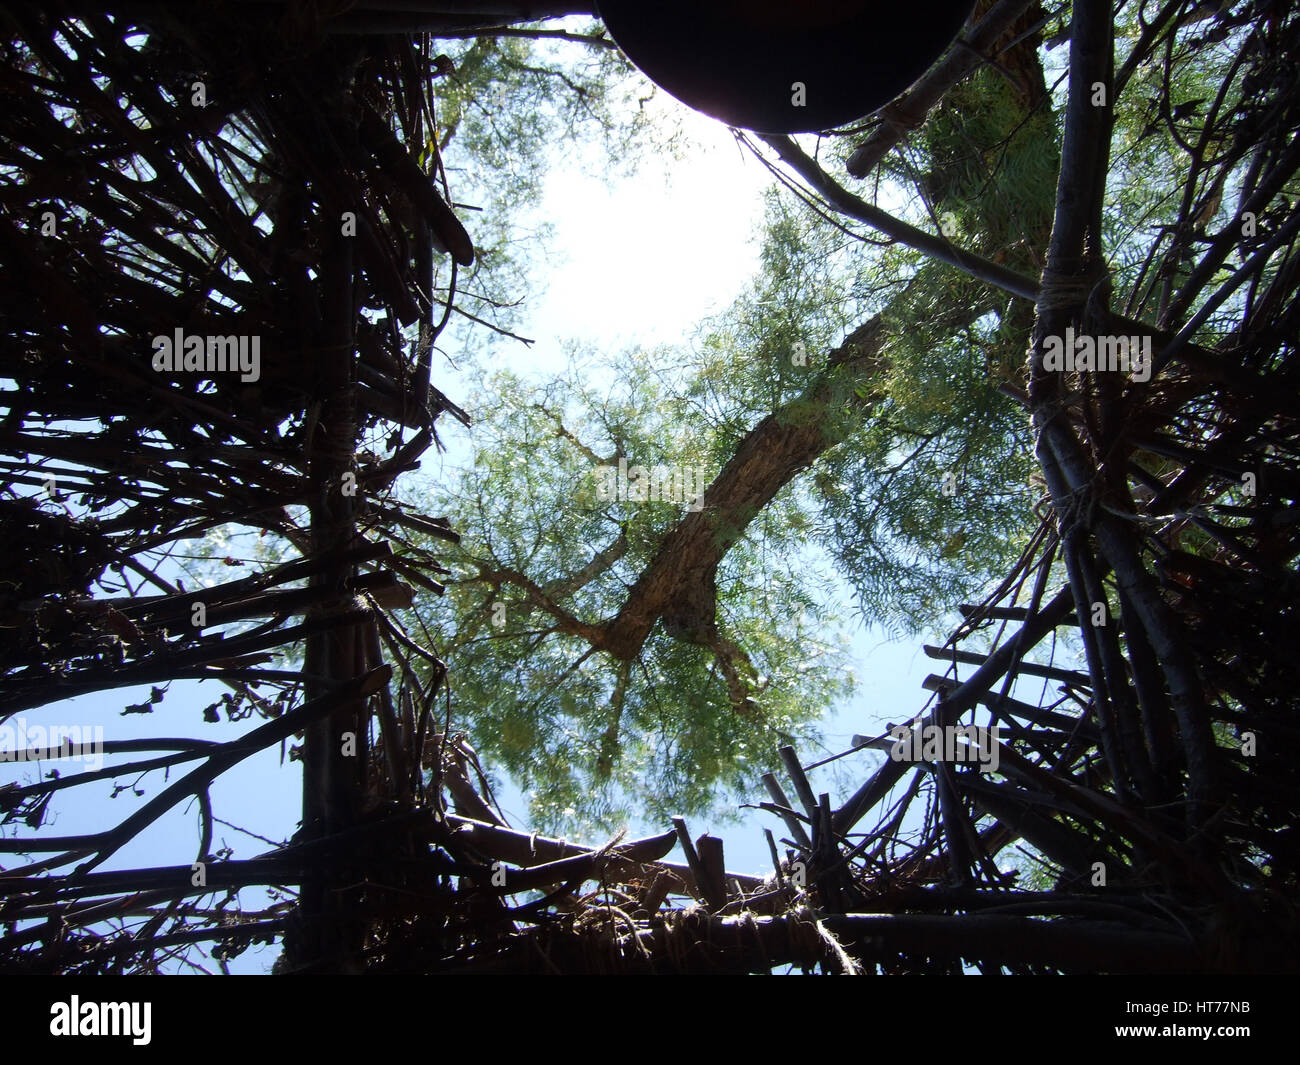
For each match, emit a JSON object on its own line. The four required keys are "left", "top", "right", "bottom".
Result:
{"left": 1, "top": 0, "right": 1298, "bottom": 973}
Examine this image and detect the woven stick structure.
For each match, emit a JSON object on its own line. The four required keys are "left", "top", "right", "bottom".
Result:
{"left": 1, "top": 0, "right": 1298, "bottom": 973}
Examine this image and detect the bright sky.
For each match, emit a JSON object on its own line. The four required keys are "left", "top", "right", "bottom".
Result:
{"left": 532, "top": 117, "right": 770, "bottom": 356}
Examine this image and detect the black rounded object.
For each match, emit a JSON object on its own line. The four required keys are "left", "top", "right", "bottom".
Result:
{"left": 598, "top": 0, "right": 977, "bottom": 134}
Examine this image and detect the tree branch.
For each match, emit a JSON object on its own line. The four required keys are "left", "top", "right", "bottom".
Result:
{"left": 761, "top": 133, "right": 1041, "bottom": 302}
{"left": 845, "top": 0, "right": 1040, "bottom": 178}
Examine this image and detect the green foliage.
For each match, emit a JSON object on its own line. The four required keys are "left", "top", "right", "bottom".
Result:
{"left": 817, "top": 401, "right": 1037, "bottom": 633}
{"left": 399, "top": 16, "right": 1075, "bottom": 829}
{"left": 683, "top": 189, "right": 1042, "bottom": 634}
{"left": 909, "top": 69, "right": 1058, "bottom": 264}
{"left": 686, "top": 187, "right": 888, "bottom": 437}
{"left": 380, "top": 14, "right": 1098, "bottom": 834}
{"left": 411, "top": 354, "right": 853, "bottom": 833}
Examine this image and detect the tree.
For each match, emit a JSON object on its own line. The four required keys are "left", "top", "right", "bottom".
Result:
{"left": 410, "top": 5, "right": 1056, "bottom": 831}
